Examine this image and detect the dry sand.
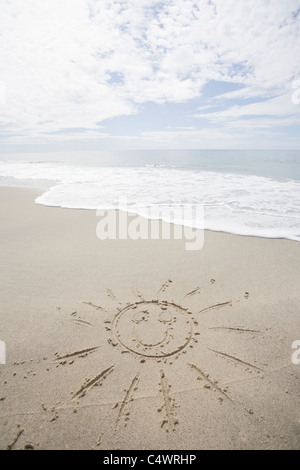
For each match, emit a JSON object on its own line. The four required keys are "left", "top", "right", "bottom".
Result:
{"left": 0, "top": 186, "right": 299, "bottom": 450}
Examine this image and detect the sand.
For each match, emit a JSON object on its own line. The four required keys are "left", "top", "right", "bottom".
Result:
{"left": 0, "top": 186, "right": 299, "bottom": 450}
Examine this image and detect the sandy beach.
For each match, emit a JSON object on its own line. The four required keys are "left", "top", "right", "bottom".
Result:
{"left": 0, "top": 186, "right": 299, "bottom": 450}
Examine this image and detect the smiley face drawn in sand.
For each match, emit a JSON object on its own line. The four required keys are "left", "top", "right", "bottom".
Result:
{"left": 132, "top": 308, "right": 174, "bottom": 348}
{"left": 48, "top": 281, "right": 262, "bottom": 436}
{"left": 111, "top": 301, "right": 196, "bottom": 358}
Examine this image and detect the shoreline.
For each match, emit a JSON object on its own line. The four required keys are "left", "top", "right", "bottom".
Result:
{"left": 1, "top": 185, "right": 299, "bottom": 243}
{"left": 0, "top": 186, "right": 299, "bottom": 450}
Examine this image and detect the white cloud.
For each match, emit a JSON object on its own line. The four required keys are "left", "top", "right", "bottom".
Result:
{"left": 0, "top": 0, "right": 299, "bottom": 146}
{"left": 198, "top": 91, "right": 300, "bottom": 121}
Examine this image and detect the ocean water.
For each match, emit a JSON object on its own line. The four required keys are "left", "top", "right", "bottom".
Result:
{"left": 0, "top": 149, "right": 299, "bottom": 241}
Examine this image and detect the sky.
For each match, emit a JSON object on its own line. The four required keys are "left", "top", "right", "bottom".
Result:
{"left": 0, "top": 0, "right": 300, "bottom": 151}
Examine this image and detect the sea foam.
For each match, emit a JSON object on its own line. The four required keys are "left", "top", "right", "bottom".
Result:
{"left": 0, "top": 160, "right": 299, "bottom": 241}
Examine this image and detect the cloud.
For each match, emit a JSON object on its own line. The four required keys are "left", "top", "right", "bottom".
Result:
{"left": 0, "top": 0, "right": 299, "bottom": 147}
{"left": 197, "top": 91, "right": 300, "bottom": 127}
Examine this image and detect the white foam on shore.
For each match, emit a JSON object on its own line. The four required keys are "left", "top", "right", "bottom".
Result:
{"left": 0, "top": 161, "right": 299, "bottom": 241}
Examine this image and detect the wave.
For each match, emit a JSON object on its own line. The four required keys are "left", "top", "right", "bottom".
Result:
{"left": 0, "top": 161, "right": 299, "bottom": 241}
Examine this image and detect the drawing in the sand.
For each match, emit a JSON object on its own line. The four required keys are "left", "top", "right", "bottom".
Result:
{"left": 51, "top": 279, "right": 262, "bottom": 433}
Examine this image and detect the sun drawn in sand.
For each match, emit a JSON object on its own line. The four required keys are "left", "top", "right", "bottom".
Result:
{"left": 52, "top": 280, "right": 261, "bottom": 433}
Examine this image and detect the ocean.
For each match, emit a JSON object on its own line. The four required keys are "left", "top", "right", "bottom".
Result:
{"left": 0, "top": 149, "right": 299, "bottom": 241}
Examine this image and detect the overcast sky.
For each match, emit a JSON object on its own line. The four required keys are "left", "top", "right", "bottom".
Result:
{"left": 0, "top": 0, "right": 300, "bottom": 151}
